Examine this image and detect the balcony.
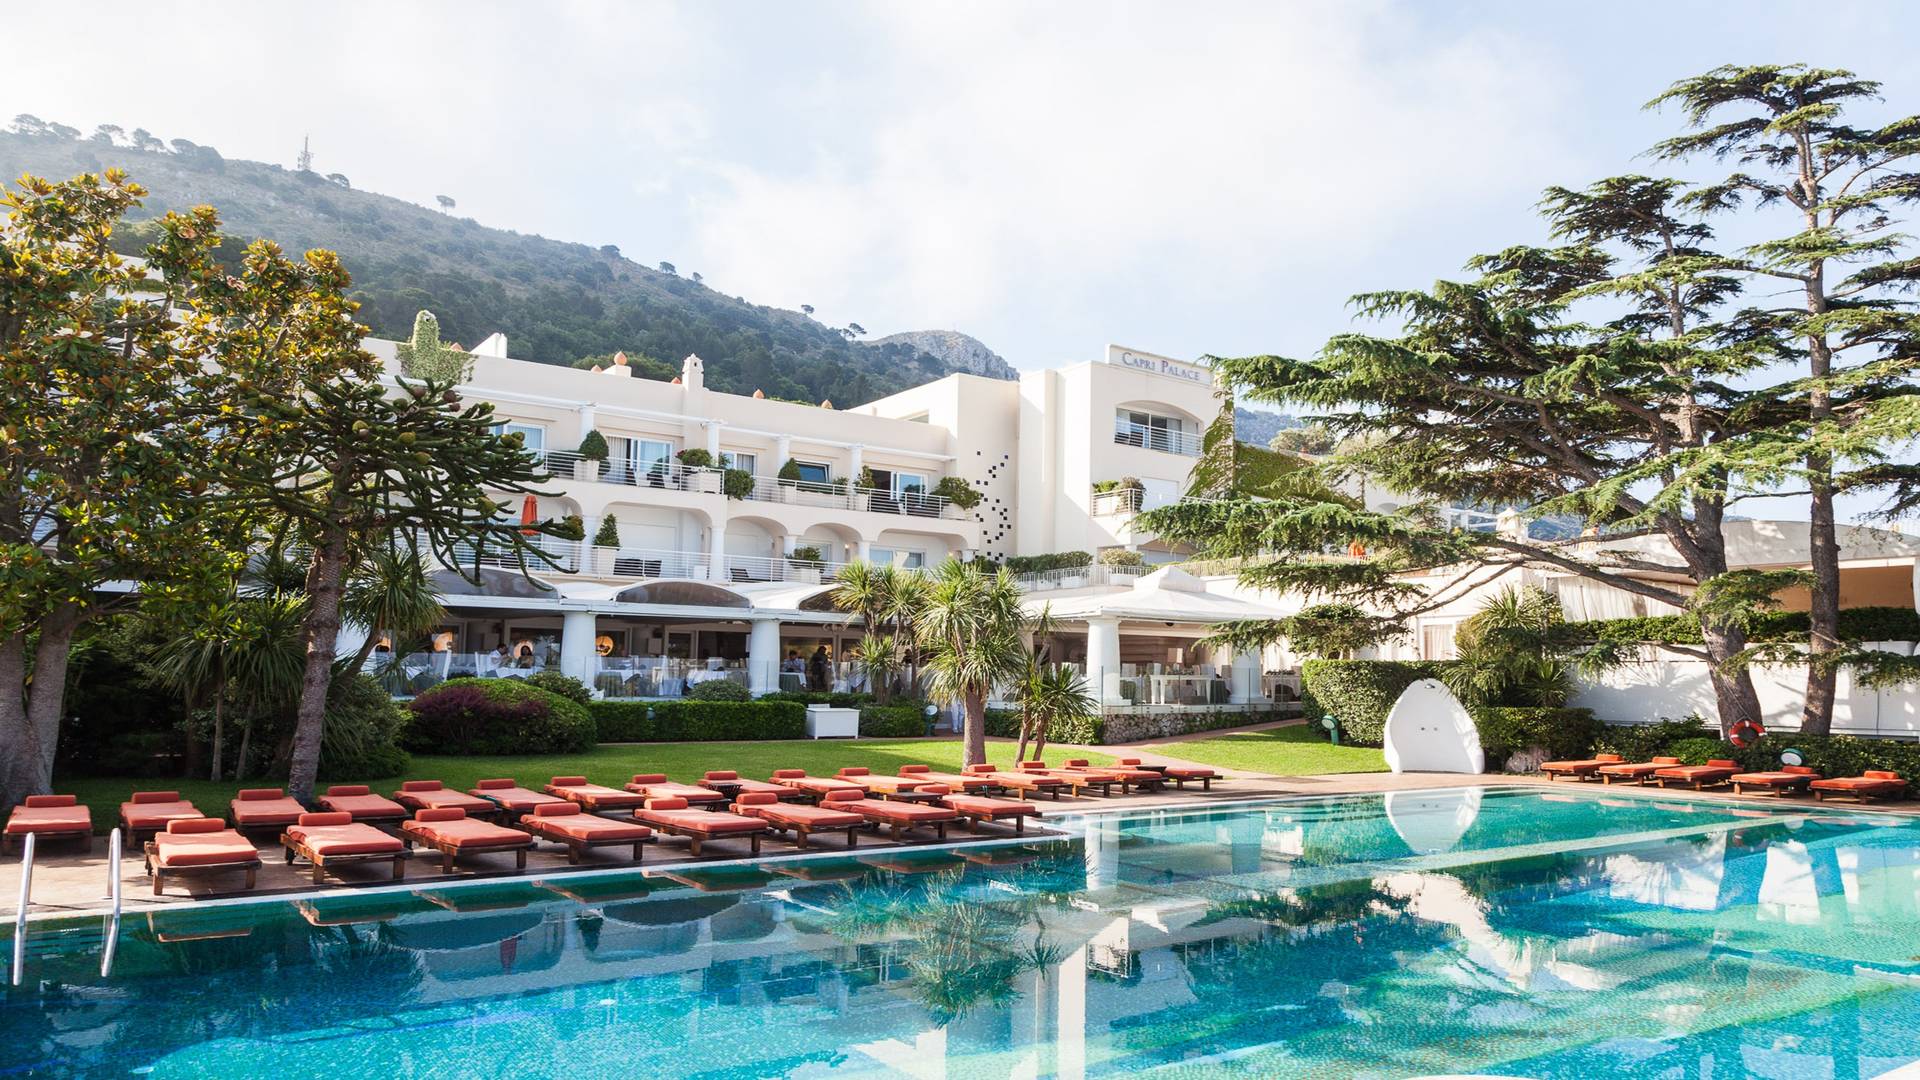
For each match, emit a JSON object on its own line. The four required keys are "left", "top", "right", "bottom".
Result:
{"left": 1113, "top": 419, "right": 1201, "bottom": 457}
{"left": 734, "top": 475, "right": 967, "bottom": 520}
{"left": 1011, "top": 564, "right": 1150, "bottom": 592}
{"left": 1090, "top": 487, "right": 1144, "bottom": 516}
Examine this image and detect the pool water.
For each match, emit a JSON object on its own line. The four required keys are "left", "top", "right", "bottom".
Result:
{"left": 4, "top": 787, "right": 1918, "bottom": 1078}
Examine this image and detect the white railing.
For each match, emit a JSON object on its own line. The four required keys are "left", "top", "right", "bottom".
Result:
{"left": 531, "top": 448, "right": 582, "bottom": 476}
{"left": 1113, "top": 419, "right": 1202, "bottom": 457}
{"left": 1090, "top": 488, "right": 1144, "bottom": 516}
{"left": 733, "top": 475, "right": 964, "bottom": 519}
{"left": 720, "top": 553, "right": 848, "bottom": 585}
{"left": 11, "top": 832, "right": 34, "bottom": 986}
{"left": 740, "top": 474, "right": 856, "bottom": 511}
{"left": 593, "top": 459, "right": 723, "bottom": 493}
{"left": 100, "top": 828, "right": 122, "bottom": 978}
{"left": 592, "top": 657, "right": 752, "bottom": 699}
{"left": 445, "top": 533, "right": 583, "bottom": 574}
{"left": 577, "top": 546, "right": 710, "bottom": 581}
{"left": 1012, "top": 564, "right": 1150, "bottom": 592}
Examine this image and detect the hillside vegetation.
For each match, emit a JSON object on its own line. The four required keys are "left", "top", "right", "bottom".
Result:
{"left": 0, "top": 126, "right": 958, "bottom": 404}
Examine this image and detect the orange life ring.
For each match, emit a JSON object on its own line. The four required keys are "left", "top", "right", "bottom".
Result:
{"left": 1728, "top": 718, "right": 1766, "bottom": 749}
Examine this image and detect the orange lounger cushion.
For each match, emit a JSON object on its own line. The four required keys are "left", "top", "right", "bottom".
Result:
{"left": 1063, "top": 758, "right": 1160, "bottom": 783}
{"left": 770, "top": 770, "right": 866, "bottom": 795}
{"left": 1117, "top": 757, "right": 1217, "bottom": 780}
{"left": 937, "top": 788, "right": 1041, "bottom": 820}
{"left": 1541, "top": 755, "right": 1624, "bottom": 773}
{"left": 703, "top": 772, "right": 799, "bottom": 799}
{"left": 837, "top": 768, "right": 923, "bottom": 795}
{"left": 150, "top": 818, "right": 260, "bottom": 867}
{"left": 544, "top": 777, "right": 647, "bottom": 809}
{"left": 318, "top": 785, "right": 407, "bottom": 821}
{"left": 6, "top": 795, "right": 92, "bottom": 835}
{"left": 524, "top": 803, "right": 653, "bottom": 842}
{"left": 898, "top": 765, "right": 995, "bottom": 791}
{"left": 1810, "top": 771, "right": 1907, "bottom": 797}
{"left": 121, "top": 792, "right": 204, "bottom": 832}
{"left": 624, "top": 774, "right": 726, "bottom": 805}
{"left": 1597, "top": 757, "right": 1681, "bottom": 776}
{"left": 734, "top": 791, "right": 865, "bottom": 830}
{"left": 394, "top": 781, "right": 498, "bottom": 816}
{"left": 469, "top": 779, "right": 567, "bottom": 813}
{"left": 836, "top": 796, "right": 959, "bottom": 827}
{"left": 634, "top": 797, "right": 768, "bottom": 835}
{"left": 286, "top": 812, "right": 406, "bottom": 856}
{"left": 402, "top": 808, "right": 533, "bottom": 849}
{"left": 1731, "top": 766, "right": 1818, "bottom": 787}
{"left": 230, "top": 788, "right": 307, "bottom": 828}
{"left": 1654, "top": 759, "right": 1740, "bottom": 787}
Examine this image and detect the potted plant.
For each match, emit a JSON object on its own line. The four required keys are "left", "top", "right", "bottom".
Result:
{"left": 675, "top": 448, "right": 721, "bottom": 493}
{"left": 593, "top": 515, "right": 620, "bottom": 575}
{"left": 576, "top": 429, "right": 609, "bottom": 481}
{"left": 789, "top": 543, "right": 825, "bottom": 584}
{"left": 722, "top": 466, "right": 754, "bottom": 501}
{"left": 931, "top": 476, "right": 981, "bottom": 515}
{"left": 776, "top": 458, "right": 803, "bottom": 503}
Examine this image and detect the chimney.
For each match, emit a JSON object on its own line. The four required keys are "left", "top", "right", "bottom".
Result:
{"left": 680, "top": 353, "right": 705, "bottom": 392}
{"left": 470, "top": 332, "right": 509, "bottom": 359}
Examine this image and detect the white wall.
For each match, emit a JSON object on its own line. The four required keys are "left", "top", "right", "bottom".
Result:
{"left": 1570, "top": 642, "right": 1920, "bottom": 736}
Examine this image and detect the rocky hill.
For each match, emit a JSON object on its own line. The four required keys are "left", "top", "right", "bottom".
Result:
{"left": 865, "top": 330, "right": 1017, "bottom": 380}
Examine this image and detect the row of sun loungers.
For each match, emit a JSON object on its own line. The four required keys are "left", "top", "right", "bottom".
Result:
{"left": 1540, "top": 754, "right": 1909, "bottom": 801}
{"left": 5, "top": 757, "right": 1222, "bottom": 897}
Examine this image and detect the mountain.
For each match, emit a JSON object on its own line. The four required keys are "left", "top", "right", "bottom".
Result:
{"left": 865, "top": 330, "right": 1017, "bottom": 380}
{"left": 1233, "top": 407, "right": 1304, "bottom": 447}
{"left": 0, "top": 128, "right": 965, "bottom": 405}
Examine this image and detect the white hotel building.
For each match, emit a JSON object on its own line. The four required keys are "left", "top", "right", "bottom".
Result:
{"left": 363, "top": 338, "right": 1293, "bottom": 714}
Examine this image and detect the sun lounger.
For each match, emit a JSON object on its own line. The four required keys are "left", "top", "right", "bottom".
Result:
{"left": 699, "top": 770, "right": 803, "bottom": 801}
{"left": 769, "top": 769, "right": 867, "bottom": 801}
{"left": 1654, "top": 759, "right": 1741, "bottom": 790}
{"left": 834, "top": 766, "right": 931, "bottom": 799}
{"left": 520, "top": 802, "right": 652, "bottom": 864}
{"left": 1015, "top": 761, "right": 1116, "bottom": 797}
{"left": 1730, "top": 765, "right": 1819, "bottom": 796}
{"left": 632, "top": 796, "right": 769, "bottom": 857}
{"left": 469, "top": 778, "right": 569, "bottom": 818}
{"left": 1116, "top": 757, "right": 1217, "bottom": 790}
{"left": 1062, "top": 758, "right": 1163, "bottom": 792}
{"left": 400, "top": 807, "right": 535, "bottom": 872}
{"left": 1595, "top": 757, "right": 1681, "bottom": 785}
{"left": 922, "top": 784, "right": 1042, "bottom": 835}
{"left": 144, "top": 817, "right": 261, "bottom": 895}
{"left": 282, "top": 811, "right": 409, "bottom": 885}
{"left": 3, "top": 794, "right": 92, "bottom": 854}
{"left": 624, "top": 773, "right": 727, "bottom": 809}
{"left": 316, "top": 784, "right": 408, "bottom": 827}
{"left": 544, "top": 775, "right": 647, "bottom": 812}
{"left": 1811, "top": 770, "right": 1908, "bottom": 803}
{"left": 1540, "top": 753, "right": 1626, "bottom": 781}
{"left": 961, "top": 764, "right": 1069, "bottom": 800}
{"left": 229, "top": 788, "right": 307, "bottom": 832}
{"left": 833, "top": 794, "right": 961, "bottom": 840}
{"left": 393, "top": 780, "right": 501, "bottom": 819}
{"left": 896, "top": 764, "right": 995, "bottom": 792}
{"left": 120, "top": 791, "right": 206, "bottom": 838}
{"left": 733, "top": 791, "right": 865, "bottom": 848}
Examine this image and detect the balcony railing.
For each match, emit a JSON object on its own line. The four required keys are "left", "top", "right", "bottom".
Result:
{"left": 1113, "top": 419, "right": 1201, "bottom": 457}
{"left": 592, "top": 459, "right": 724, "bottom": 493}
{"left": 1011, "top": 564, "right": 1150, "bottom": 592}
{"left": 735, "top": 475, "right": 965, "bottom": 519}
{"left": 720, "top": 553, "right": 848, "bottom": 585}
{"left": 1090, "top": 487, "right": 1144, "bottom": 516}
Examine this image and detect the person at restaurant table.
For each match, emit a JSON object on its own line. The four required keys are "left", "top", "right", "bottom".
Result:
{"left": 808, "top": 645, "right": 830, "bottom": 691}
{"left": 782, "top": 650, "right": 804, "bottom": 674}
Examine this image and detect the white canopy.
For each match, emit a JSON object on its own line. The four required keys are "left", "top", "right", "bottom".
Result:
{"left": 1022, "top": 566, "right": 1291, "bottom": 625}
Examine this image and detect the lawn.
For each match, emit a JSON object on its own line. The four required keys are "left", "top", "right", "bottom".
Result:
{"left": 56, "top": 739, "right": 1118, "bottom": 833}
{"left": 1135, "top": 724, "right": 1386, "bottom": 776}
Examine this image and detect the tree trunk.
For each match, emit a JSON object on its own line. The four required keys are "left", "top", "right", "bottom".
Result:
{"left": 208, "top": 674, "right": 226, "bottom": 782}
{"left": 1033, "top": 720, "right": 1049, "bottom": 762}
{"left": 1801, "top": 466, "right": 1840, "bottom": 735}
{"left": 962, "top": 687, "right": 988, "bottom": 766}
{"left": 1014, "top": 712, "right": 1032, "bottom": 763}
{"left": 0, "top": 633, "right": 44, "bottom": 812}
{"left": 25, "top": 602, "right": 82, "bottom": 781}
{"left": 288, "top": 533, "right": 351, "bottom": 802}
{"left": 235, "top": 716, "right": 254, "bottom": 781}
{"left": 1700, "top": 620, "right": 1764, "bottom": 739}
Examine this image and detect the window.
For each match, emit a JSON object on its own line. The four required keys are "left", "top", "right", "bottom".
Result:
{"left": 794, "top": 461, "right": 831, "bottom": 484}
{"left": 865, "top": 468, "right": 927, "bottom": 496}
{"left": 490, "top": 422, "right": 545, "bottom": 453}
{"left": 1421, "top": 624, "right": 1458, "bottom": 662}
{"left": 868, "top": 547, "right": 926, "bottom": 569}
{"left": 609, "top": 437, "right": 675, "bottom": 485}
{"left": 720, "top": 451, "right": 758, "bottom": 475}
{"left": 1114, "top": 409, "right": 1196, "bottom": 455}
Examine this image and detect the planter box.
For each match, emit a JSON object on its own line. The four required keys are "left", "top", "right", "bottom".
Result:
{"left": 805, "top": 705, "right": 859, "bottom": 739}
{"left": 691, "top": 470, "right": 722, "bottom": 495}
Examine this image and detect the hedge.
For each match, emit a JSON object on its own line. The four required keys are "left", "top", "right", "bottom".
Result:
{"left": 762, "top": 690, "right": 875, "bottom": 708}
{"left": 1003, "top": 551, "right": 1092, "bottom": 574}
{"left": 1300, "top": 659, "right": 1449, "bottom": 746}
{"left": 859, "top": 705, "right": 929, "bottom": 738}
{"left": 1475, "top": 706, "right": 1603, "bottom": 766}
{"left": 1575, "top": 605, "right": 1920, "bottom": 647}
{"left": 590, "top": 700, "right": 806, "bottom": 742}
{"left": 1591, "top": 720, "right": 1920, "bottom": 777}
{"left": 978, "top": 705, "right": 1287, "bottom": 746}
{"left": 405, "top": 678, "right": 595, "bottom": 756}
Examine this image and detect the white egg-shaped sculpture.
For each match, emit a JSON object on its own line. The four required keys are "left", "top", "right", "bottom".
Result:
{"left": 1382, "top": 678, "right": 1485, "bottom": 774}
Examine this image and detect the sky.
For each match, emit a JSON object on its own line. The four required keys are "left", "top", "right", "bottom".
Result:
{"left": 5, "top": 0, "right": 1917, "bottom": 521}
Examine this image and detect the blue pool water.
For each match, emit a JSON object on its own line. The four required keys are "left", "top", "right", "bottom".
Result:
{"left": 4, "top": 787, "right": 1919, "bottom": 1077}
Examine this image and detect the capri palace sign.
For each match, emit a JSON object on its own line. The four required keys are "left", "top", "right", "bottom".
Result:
{"left": 1104, "top": 344, "right": 1210, "bottom": 385}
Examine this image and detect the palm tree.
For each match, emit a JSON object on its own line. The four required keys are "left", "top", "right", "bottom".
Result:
{"left": 917, "top": 559, "right": 1027, "bottom": 765}
{"left": 341, "top": 548, "right": 446, "bottom": 678}
{"left": 148, "top": 595, "right": 308, "bottom": 780}
{"left": 1443, "top": 584, "right": 1574, "bottom": 707}
{"left": 832, "top": 561, "right": 926, "bottom": 702}
{"left": 1014, "top": 663, "right": 1097, "bottom": 763}
{"left": 851, "top": 632, "right": 900, "bottom": 699}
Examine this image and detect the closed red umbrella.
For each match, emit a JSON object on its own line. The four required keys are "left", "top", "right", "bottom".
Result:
{"left": 520, "top": 494, "right": 539, "bottom": 535}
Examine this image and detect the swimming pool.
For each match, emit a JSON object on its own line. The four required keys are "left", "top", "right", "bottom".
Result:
{"left": 4, "top": 787, "right": 1917, "bottom": 1077}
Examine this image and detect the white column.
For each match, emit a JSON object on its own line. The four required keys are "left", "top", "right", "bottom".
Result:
{"left": 747, "top": 617, "right": 782, "bottom": 697}
{"left": 1231, "top": 648, "right": 1263, "bottom": 705}
{"left": 847, "top": 444, "right": 865, "bottom": 510}
{"left": 1085, "top": 616, "right": 1122, "bottom": 705}
{"left": 775, "top": 434, "right": 792, "bottom": 468}
{"left": 856, "top": 538, "right": 873, "bottom": 564}
{"left": 559, "top": 609, "right": 597, "bottom": 682}
{"left": 707, "top": 513, "right": 728, "bottom": 580}
{"left": 848, "top": 444, "right": 864, "bottom": 478}
{"left": 781, "top": 533, "right": 797, "bottom": 556}
{"left": 704, "top": 420, "right": 722, "bottom": 457}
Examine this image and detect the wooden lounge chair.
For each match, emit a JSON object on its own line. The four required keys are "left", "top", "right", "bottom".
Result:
{"left": 1062, "top": 758, "right": 1163, "bottom": 792}
{"left": 961, "top": 764, "right": 1069, "bottom": 800}
{"left": 835, "top": 767, "right": 931, "bottom": 799}
{"left": 401, "top": 807, "right": 535, "bottom": 872}
{"left": 1540, "top": 753, "right": 1626, "bottom": 782}
{"left": 543, "top": 775, "right": 647, "bottom": 813}
{"left": 1116, "top": 757, "right": 1217, "bottom": 790}
{"left": 833, "top": 794, "right": 961, "bottom": 840}
{"left": 520, "top": 802, "right": 652, "bottom": 864}
{"left": 1015, "top": 761, "right": 1116, "bottom": 797}
{"left": 229, "top": 788, "right": 307, "bottom": 833}
{"left": 316, "top": 784, "right": 408, "bottom": 827}
{"left": 120, "top": 791, "right": 205, "bottom": 839}
{"left": 897, "top": 764, "right": 996, "bottom": 792}
{"left": 393, "top": 780, "right": 502, "bottom": 819}
{"left": 282, "top": 811, "right": 410, "bottom": 885}
{"left": 3, "top": 794, "right": 92, "bottom": 855}
{"left": 144, "top": 818, "right": 261, "bottom": 896}
{"left": 1811, "top": 770, "right": 1908, "bottom": 803}
{"left": 769, "top": 769, "right": 867, "bottom": 801}
{"left": 1654, "top": 759, "right": 1741, "bottom": 790}
{"left": 632, "top": 796, "right": 769, "bottom": 857}
{"left": 1596, "top": 757, "right": 1681, "bottom": 785}
{"left": 468, "top": 778, "right": 569, "bottom": 819}
{"left": 699, "top": 770, "right": 803, "bottom": 801}
{"left": 734, "top": 791, "right": 865, "bottom": 848}
{"left": 924, "top": 784, "right": 1042, "bottom": 835}
{"left": 1730, "top": 765, "right": 1820, "bottom": 796}
{"left": 624, "top": 773, "right": 727, "bottom": 809}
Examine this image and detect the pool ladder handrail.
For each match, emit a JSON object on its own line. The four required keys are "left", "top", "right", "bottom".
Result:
{"left": 100, "top": 827, "right": 122, "bottom": 977}
{"left": 10, "top": 831, "right": 33, "bottom": 986}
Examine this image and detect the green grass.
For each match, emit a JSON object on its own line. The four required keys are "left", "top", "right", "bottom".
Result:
{"left": 1136, "top": 724, "right": 1386, "bottom": 776}
{"left": 55, "top": 739, "right": 1117, "bottom": 833}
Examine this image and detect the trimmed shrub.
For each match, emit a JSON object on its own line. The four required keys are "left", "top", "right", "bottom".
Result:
{"left": 763, "top": 690, "right": 874, "bottom": 708}
{"left": 576, "top": 429, "right": 609, "bottom": 461}
{"left": 1592, "top": 719, "right": 1920, "bottom": 776}
{"left": 860, "top": 705, "right": 929, "bottom": 738}
{"left": 676, "top": 448, "right": 714, "bottom": 468}
{"left": 319, "top": 674, "right": 413, "bottom": 779}
{"left": 1591, "top": 717, "right": 1718, "bottom": 760}
{"left": 1003, "top": 551, "right": 1093, "bottom": 574}
{"left": 1099, "top": 548, "right": 1146, "bottom": 568}
{"left": 1474, "top": 706, "right": 1602, "bottom": 767}
{"left": 686, "top": 678, "right": 751, "bottom": 702}
{"left": 591, "top": 700, "right": 806, "bottom": 742}
{"left": 1575, "top": 605, "right": 1920, "bottom": 647}
{"left": 1300, "top": 659, "right": 1449, "bottom": 746}
{"left": 525, "top": 670, "right": 593, "bottom": 707}
{"left": 931, "top": 476, "right": 981, "bottom": 510}
{"left": 405, "top": 678, "right": 595, "bottom": 755}
{"left": 722, "top": 467, "right": 754, "bottom": 500}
